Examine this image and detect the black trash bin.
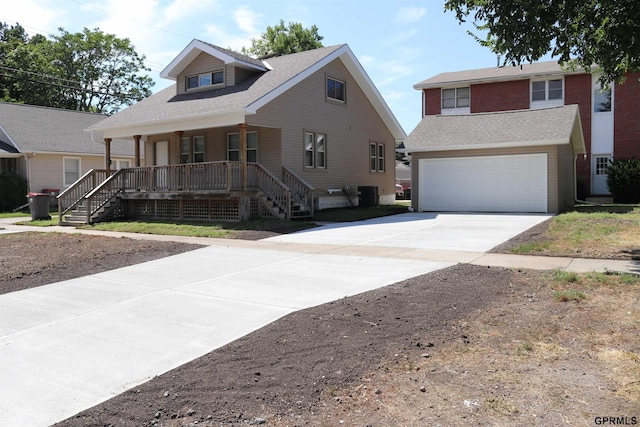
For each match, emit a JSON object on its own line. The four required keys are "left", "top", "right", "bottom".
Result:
{"left": 42, "top": 188, "right": 60, "bottom": 209}
{"left": 28, "top": 192, "right": 52, "bottom": 220}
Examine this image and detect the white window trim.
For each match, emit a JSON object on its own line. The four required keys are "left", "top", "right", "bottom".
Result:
{"left": 63, "top": 157, "right": 81, "bottom": 187}
{"left": 530, "top": 77, "right": 564, "bottom": 109}
{"left": 441, "top": 87, "right": 470, "bottom": 115}
{"left": 304, "top": 131, "right": 327, "bottom": 169}
{"left": 113, "top": 159, "right": 131, "bottom": 170}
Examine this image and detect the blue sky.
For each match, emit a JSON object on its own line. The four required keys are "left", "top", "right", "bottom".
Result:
{"left": 3, "top": 0, "right": 510, "bottom": 134}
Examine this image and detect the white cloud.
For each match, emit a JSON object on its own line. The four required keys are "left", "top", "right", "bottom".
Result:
{"left": 2, "top": 0, "right": 63, "bottom": 36}
{"left": 162, "top": 0, "right": 218, "bottom": 25}
{"left": 395, "top": 6, "right": 427, "bottom": 24}
{"left": 204, "top": 23, "right": 251, "bottom": 51}
{"left": 234, "top": 5, "right": 262, "bottom": 34}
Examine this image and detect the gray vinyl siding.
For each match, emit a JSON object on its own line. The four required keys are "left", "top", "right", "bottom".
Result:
{"left": 249, "top": 58, "right": 396, "bottom": 197}
{"left": 27, "top": 153, "right": 105, "bottom": 191}
{"left": 410, "top": 145, "right": 569, "bottom": 214}
{"left": 146, "top": 126, "right": 280, "bottom": 169}
{"left": 177, "top": 53, "right": 227, "bottom": 95}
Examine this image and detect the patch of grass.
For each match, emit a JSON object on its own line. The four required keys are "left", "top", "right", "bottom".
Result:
{"left": 553, "top": 289, "right": 587, "bottom": 302}
{"left": 312, "top": 204, "right": 408, "bottom": 222}
{"left": 0, "top": 212, "right": 30, "bottom": 218}
{"left": 510, "top": 241, "right": 550, "bottom": 254}
{"left": 78, "top": 218, "right": 314, "bottom": 238}
{"left": 517, "top": 341, "right": 533, "bottom": 356}
{"left": 520, "top": 206, "right": 640, "bottom": 259}
{"left": 551, "top": 270, "right": 580, "bottom": 284}
{"left": 14, "top": 217, "right": 59, "bottom": 227}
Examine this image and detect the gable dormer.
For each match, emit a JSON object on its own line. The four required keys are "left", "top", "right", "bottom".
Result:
{"left": 160, "top": 39, "right": 269, "bottom": 95}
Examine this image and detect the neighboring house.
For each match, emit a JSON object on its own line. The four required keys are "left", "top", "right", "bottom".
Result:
{"left": 68, "top": 40, "right": 404, "bottom": 224}
{"left": 406, "top": 61, "right": 639, "bottom": 213}
{"left": 0, "top": 102, "right": 138, "bottom": 203}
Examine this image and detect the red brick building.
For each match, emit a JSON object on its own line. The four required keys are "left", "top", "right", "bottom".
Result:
{"left": 413, "top": 62, "right": 640, "bottom": 200}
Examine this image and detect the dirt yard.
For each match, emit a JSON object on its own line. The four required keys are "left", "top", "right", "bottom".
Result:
{"left": 1, "top": 223, "right": 638, "bottom": 427}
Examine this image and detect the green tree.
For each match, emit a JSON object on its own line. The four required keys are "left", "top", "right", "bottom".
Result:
{"left": 242, "top": 20, "right": 324, "bottom": 58}
{"left": 0, "top": 25, "right": 154, "bottom": 114}
{"left": 445, "top": 0, "right": 640, "bottom": 85}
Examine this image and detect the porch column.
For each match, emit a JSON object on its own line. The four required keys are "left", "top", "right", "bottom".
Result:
{"left": 104, "top": 138, "right": 112, "bottom": 175}
{"left": 239, "top": 123, "right": 248, "bottom": 190}
{"left": 176, "top": 131, "right": 184, "bottom": 163}
{"left": 133, "top": 135, "right": 141, "bottom": 167}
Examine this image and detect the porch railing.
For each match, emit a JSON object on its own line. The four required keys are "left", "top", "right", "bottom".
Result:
{"left": 58, "top": 169, "right": 111, "bottom": 221}
{"left": 59, "top": 161, "right": 296, "bottom": 222}
{"left": 283, "top": 166, "right": 314, "bottom": 216}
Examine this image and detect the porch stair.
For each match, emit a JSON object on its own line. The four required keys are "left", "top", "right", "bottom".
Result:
{"left": 259, "top": 194, "right": 287, "bottom": 220}
{"left": 59, "top": 196, "right": 120, "bottom": 226}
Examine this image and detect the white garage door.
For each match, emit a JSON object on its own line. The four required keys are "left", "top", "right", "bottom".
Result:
{"left": 419, "top": 153, "right": 548, "bottom": 213}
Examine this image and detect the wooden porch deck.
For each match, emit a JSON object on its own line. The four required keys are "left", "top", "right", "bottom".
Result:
{"left": 58, "top": 162, "right": 314, "bottom": 224}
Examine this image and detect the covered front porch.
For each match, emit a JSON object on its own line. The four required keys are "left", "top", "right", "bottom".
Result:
{"left": 57, "top": 160, "right": 314, "bottom": 224}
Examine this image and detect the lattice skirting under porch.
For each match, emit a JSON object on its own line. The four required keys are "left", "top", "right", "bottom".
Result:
{"left": 129, "top": 198, "right": 242, "bottom": 222}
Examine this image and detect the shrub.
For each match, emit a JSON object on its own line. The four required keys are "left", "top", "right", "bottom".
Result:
{"left": 0, "top": 173, "right": 27, "bottom": 212}
{"left": 607, "top": 158, "right": 640, "bottom": 203}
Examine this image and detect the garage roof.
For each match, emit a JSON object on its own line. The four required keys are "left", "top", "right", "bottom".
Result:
{"left": 405, "top": 105, "right": 586, "bottom": 154}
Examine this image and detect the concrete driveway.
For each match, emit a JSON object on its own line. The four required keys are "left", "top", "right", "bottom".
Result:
{"left": 0, "top": 213, "right": 549, "bottom": 426}
{"left": 265, "top": 212, "right": 551, "bottom": 252}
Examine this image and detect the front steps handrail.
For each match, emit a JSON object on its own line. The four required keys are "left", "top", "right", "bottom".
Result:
{"left": 248, "top": 163, "right": 291, "bottom": 218}
{"left": 84, "top": 169, "right": 125, "bottom": 223}
{"left": 57, "top": 169, "right": 109, "bottom": 222}
{"left": 282, "top": 166, "right": 314, "bottom": 217}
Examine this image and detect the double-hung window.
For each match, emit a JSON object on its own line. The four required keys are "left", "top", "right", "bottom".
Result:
{"left": 227, "top": 132, "right": 257, "bottom": 162}
{"left": 327, "top": 77, "right": 345, "bottom": 102}
{"left": 181, "top": 136, "right": 206, "bottom": 163}
{"left": 63, "top": 157, "right": 80, "bottom": 186}
{"left": 370, "top": 143, "right": 385, "bottom": 172}
{"left": 304, "top": 132, "right": 326, "bottom": 169}
{"left": 531, "top": 79, "right": 563, "bottom": 107}
{"left": 186, "top": 70, "right": 224, "bottom": 90}
{"left": 441, "top": 87, "right": 470, "bottom": 114}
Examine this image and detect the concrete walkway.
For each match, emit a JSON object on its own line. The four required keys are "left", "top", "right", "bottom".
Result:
{"left": 0, "top": 214, "right": 638, "bottom": 426}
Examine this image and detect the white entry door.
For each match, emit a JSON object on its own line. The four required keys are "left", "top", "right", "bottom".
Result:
{"left": 155, "top": 141, "right": 169, "bottom": 189}
{"left": 419, "top": 153, "right": 548, "bottom": 213}
{"left": 591, "top": 155, "right": 612, "bottom": 195}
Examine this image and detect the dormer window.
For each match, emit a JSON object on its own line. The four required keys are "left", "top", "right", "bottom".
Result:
{"left": 186, "top": 70, "right": 224, "bottom": 90}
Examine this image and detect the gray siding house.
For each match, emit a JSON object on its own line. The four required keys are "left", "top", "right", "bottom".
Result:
{"left": 0, "top": 102, "right": 137, "bottom": 204}
{"left": 64, "top": 40, "right": 405, "bottom": 224}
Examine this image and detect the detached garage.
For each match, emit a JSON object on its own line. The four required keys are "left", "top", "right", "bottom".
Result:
{"left": 405, "top": 105, "right": 586, "bottom": 214}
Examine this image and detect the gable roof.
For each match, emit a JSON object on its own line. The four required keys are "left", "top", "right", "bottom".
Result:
{"left": 0, "top": 102, "right": 135, "bottom": 156}
{"left": 414, "top": 60, "right": 592, "bottom": 89}
{"left": 89, "top": 44, "right": 406, "bottom": 140}
{"left": 405, "top": 105, "right": 586, "bottom": 154}
{"left": 160, "top": 39, "right": 268, "bottom": 80}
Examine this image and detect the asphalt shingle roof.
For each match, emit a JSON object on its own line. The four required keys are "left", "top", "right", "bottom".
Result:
{"left": 88, "top": 45, "right": 345, "bottom": 131}
{"left": 0, "top": 102, "right": 135, "bottom": 156}
{"left": 405, "top": 105, "right": 585, "bottom": 153}
{"left": 414, "top": 60, "right": 585, "bottom": 89}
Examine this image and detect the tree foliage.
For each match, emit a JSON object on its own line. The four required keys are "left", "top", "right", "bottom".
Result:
{"left": 607, "top": 158, "right": 640, "bottom": 203}
{"left": 242, "top": 20, "right": 324, "bottom": 58}
{"left": 444, "top": 0, "right": 640, "bottom": 85}
{"left": 0, "top": 23, "right": 154, "bottom": 114}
